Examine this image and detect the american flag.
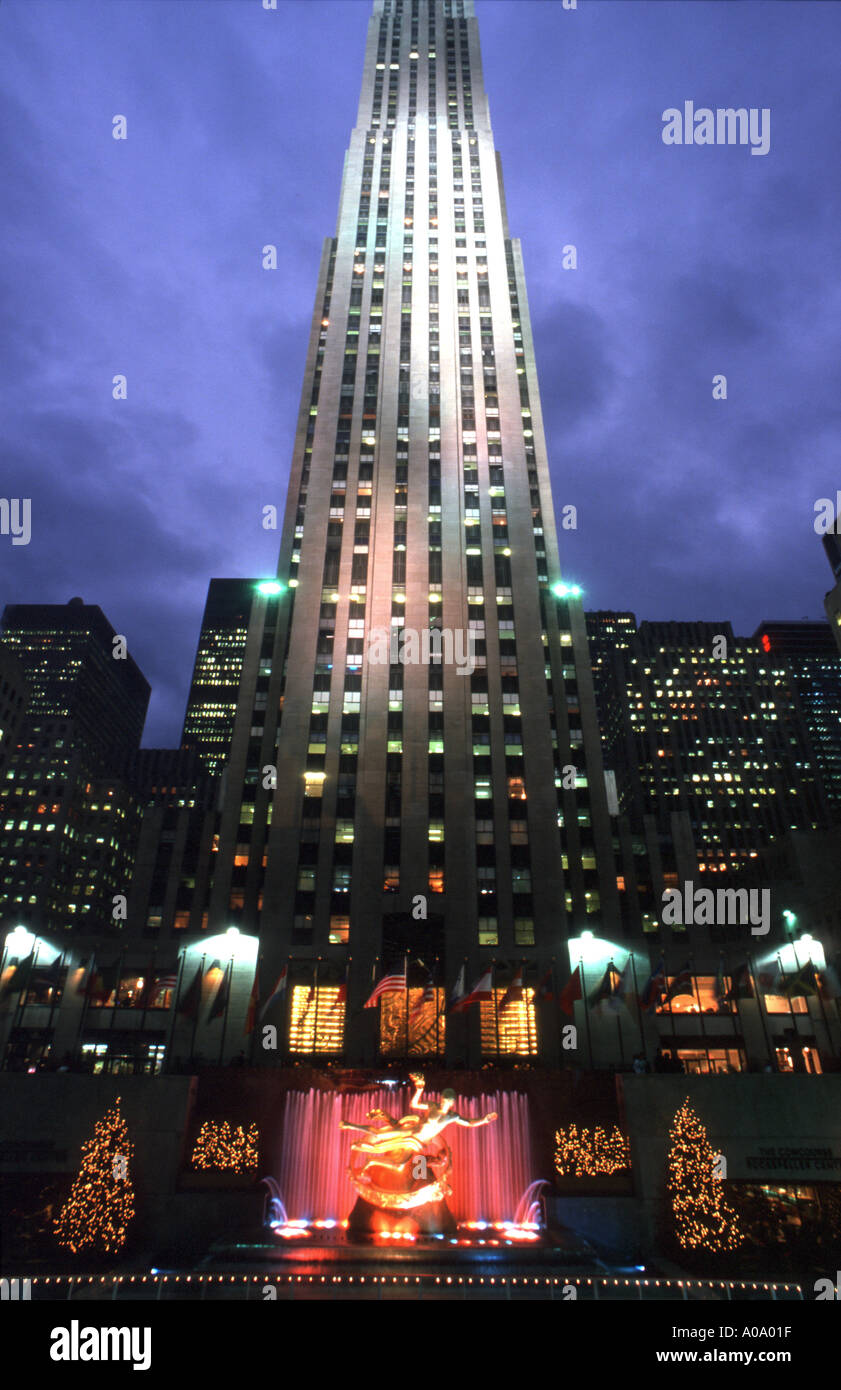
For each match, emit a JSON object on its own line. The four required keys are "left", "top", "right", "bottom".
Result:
{"left": 364, "top": 961, "right": 407, "bottom": 1008}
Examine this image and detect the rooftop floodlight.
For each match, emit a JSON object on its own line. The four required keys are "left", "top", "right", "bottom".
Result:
{"left": 257, "top": 580, "right": 285, "bottom": 597}
{"left": 551, "top": 581, "right": 583, "bottom": 600}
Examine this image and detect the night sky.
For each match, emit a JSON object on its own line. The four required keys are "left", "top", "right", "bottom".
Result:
{"left": 2, "top": 0, "right": 840, "bottom": 746}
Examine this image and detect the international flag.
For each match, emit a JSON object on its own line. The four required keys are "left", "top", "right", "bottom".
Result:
{"left": 0, "top": 951, "right": 36, "bottom": 1002}
{"left": 640, "top": 957, "right": 666, "bottom": 1014}
{"left": 449, "top": 967, "right": 493, "bottom": 1013}
{"left": 818, "top": 959, "right": 841, "bottom": 1001}
{"left": 666, "top": 961, "right": 694, "bottom": 1002}
{"left": 134, "top": 961, "right": 158, "bottom": 1009}
{"left": 558, "top": 966, "right": 583, "bottom": 1018}
{"left": 74, "top": 957, "right": 92, "bottom": 996}
{"left": 449, "top": 964, "right": 466, "bottom": 1011}
{"left": 410, "top": 969, "right": 435, "bottom": 1023}
{"left": 244, "top": 963, "right": 261, "bottom": 1036}
{"left": 781, "top": 961, "right": 818, "bottom": 999}
{"left": 537, "top": 966, "right": 555, "bottom": 1003}
{"left": 588, "top": 964, "right": 617, "bottom": 1014}
{"left": 208, "top": 963, "right": 231, "bottom": 1021}
{"left": 364, "top": 961, "right": 407, "bottom": 1008}
{"left": 499, "top": 966, "right": 524, "bottom": 1014}
{"left": 86, "top": 959, "right": 121, "bottom": 1006}
{"left": 727, "top": 962, "right": 754, "bottom": 1001}
{"left": 757, "top": 961, "right": 781, "bottom": 994}
{"left": 177, "top": 963, "right": 204, "bottom": 1019}
{"left": 610, "top": 957, "right": 635, "bottom": 1013}
{"left": 259, "top": 965, "right": 288, "bottom": 1022}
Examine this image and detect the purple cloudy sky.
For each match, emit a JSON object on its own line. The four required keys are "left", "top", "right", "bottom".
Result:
{"left": 2, "top": 0, "right": 840, "bottom": 746}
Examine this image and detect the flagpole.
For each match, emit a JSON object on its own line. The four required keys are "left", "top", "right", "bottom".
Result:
{"left": 689, "top": 955, "right": 709, "bottom": 1070}
{"left": 525, "top": 959, "right": 534, "bottom": 1056}
{"left": 75, "top": 948, "right": 97, "bottom": 1069}
{"left": 809, "top": 954, "right": 836, "bottom": 1064}
{"left": 313, "top": 957, "right": 320, "bottom": 1056}
{"left": 190, "top": 953, "right": 205, "bottom": 1061}
{"left": 404, "top": 952, "right": 410, "bottom": 1059}
{"left": 628, "top": 953, "right": 646, "bottom": 1060}
{"left": 778, "top": 951, "right": 801, "bottom": 1068}
{"left": 13, "top": 939, "right": 39, "bottom": 1038}
{"left": 434, "top": 955, "right": 440, "bottom": 1059}
{"left": 579, "top": 956, "right": 593, "bottom": 1069}
{"left": 218, "top": 957, "right": 233, "bottom": 1064}
{"left": 493, "top": 958, "right": 499, "bottom": 1059}
{"left": 109, "top": 948, "right": 125, "bottom": 1050}
{"left": 46, "top": 951, "right": 65, "bottom": 1041}
{"left": 165, "top": 949, "right": 187, "bottom": 1071}
{"left": 612, "top": 963, "right": 625, "bottom": 1065}
{"left": 246, "top": 954, "right": 261, "bottom": 1064}
{"left": 725, "top": 951, "right": 746, "bottom": 1065}
{"left": 138, "top": 947, "right": 156, "bottom": 1072}
{"left": 746, "top": 951, "right": 774, "bottom": 1069}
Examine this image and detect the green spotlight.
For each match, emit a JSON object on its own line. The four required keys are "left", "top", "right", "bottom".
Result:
{"left": 257, "top": 580, "right": 285, "bottom": 597}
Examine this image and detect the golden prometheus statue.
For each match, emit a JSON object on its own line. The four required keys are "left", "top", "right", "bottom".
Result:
{"left": 339, "top": 1072, "right": 497, "bottom": 1235}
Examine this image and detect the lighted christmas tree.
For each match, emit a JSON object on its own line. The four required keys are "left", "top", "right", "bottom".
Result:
{"left": 667, "top": 1097, "right": 743, "bottom": 1253}
{"left": 54, "top": 1098, "right": 135, "bottom": 1255}
{"left": 191, "top": 1120, "right": 259, "bottom": 1172}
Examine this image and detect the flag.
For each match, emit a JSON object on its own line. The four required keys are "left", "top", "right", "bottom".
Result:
{"left": 208, "top": 964, "right": 230, "bottom": 1021}
{"left": 757, "top": 961, "right": 781, "bottom": 993}
{"left": 259, "top": 965, "right": 288, "bottom": 1022}
{"left": 609, "top": 957, "right": 635, "bottom": 1013}
{"left": 449, "top": 964, "right": 466, "bottom": 1011}
{"left": 0, "top": 950, "right": 36, "bottom": 1002}
{"left": 134, "top": 961, "right": 158, "bottom": 1009}
{"left": 588, "top": 964, "right": 617, "bottom": 1013}
{"left": 409, "top": 969, "right": 435, "bottom": 1023}
{"left": 449, "top": 967, "right": 493, "bottom": 1013}
{"left": 499, "top": 967, "right": 524, "bottom": 1013}
{"left": 86, "top": 959, "right": 121, "bottom": 1005}
{"left": 178, "top": 964, "right": 203, "bottom": 1019}
{"left": 818, "top": 959, "right": 841, "bottom": 1001}
{"left": 558, "top": 966, "right": 583, "bottom": 1018}
{"left": 727, "top": 962, "right": 754, "bottom": 1001}
{"left": 364, "top": 962, "right": 407, "bottom": 1008}
{"left": 781, "top": 961, "right": 818, "bottom": 999}
{"left": 244, "top": 964, "right": 260, "bottom": 1036}
{"left": 74, "top": 957, "right": 92, "bottom": 996}
{"left": 537, "top": 966, "right": 555, "bottom": 1003}
{"left": 640, "top": 957, "right": 666, "bottom": 1014}
{"left": 666, "top": 961, "right": 694, "bottom": 1002}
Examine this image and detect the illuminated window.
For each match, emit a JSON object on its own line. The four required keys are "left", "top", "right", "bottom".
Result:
{"left": 480, "top": 988, "right": 537, "bottom": 1056}
{"left": 764, "top": 994, "right": 809, "bottom": 1015}
{"left": 329, "top": 916, "right": 349, "bottom": 944}
{"left": 428, "top": 866, "right": 444, "bottom": 893}
{"left": 379, "top": 988, "right": 446, "bottom": 1056}
{"left": 507, "top": 776, "right": 526, "bottom": 800}
{"left": 775, "top": 1045, "right": 822, "bottom": 1074}
{"left": 288, "top": 984, "right": 344, "bottom": 1054}
{"left": 304, "top": 772, "right": 325, "bottom": 798}
{"left": 383, "top": 865, "right": 400, "bottom": 892}
{"left": 676, "top": 1048, "right": 745, "bottom": 1074}
{"left": 478, "top": 916, "right": 498, "bottom": 946}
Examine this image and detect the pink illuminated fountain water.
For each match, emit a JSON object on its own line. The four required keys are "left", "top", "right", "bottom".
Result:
{"left": 269, "top": 1083, "right": 537, "bottom": 1240}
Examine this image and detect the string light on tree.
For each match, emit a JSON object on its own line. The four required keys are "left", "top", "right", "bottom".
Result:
{"left": 191, "top": 1120, "right": 259, "bottom": 1172}
{"left": 554, "top": 1123, "right": 631, "bottom": 1177}
{"left": 667, "top": 1097, "right": 743, "bottom": 1252}
{"left": 54, "top": 1098, "right": 135, "bottom": 1254}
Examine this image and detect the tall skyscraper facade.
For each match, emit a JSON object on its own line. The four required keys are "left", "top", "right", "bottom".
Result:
{"left": 203, "top": 0, "right": 619, "bottom": 1066}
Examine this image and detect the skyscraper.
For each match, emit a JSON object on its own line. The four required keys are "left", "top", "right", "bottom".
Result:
{"left": 204, "top": 0, "right": 619, "bottom": 1067}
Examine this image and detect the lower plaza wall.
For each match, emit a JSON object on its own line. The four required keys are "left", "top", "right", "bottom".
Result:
{"left": 1, "top": 1070, "right": 839, "bottom": 1266}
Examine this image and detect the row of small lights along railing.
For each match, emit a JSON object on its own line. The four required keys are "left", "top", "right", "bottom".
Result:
{"left": 27, "top": 1274, "right": 805, "bottom": 1301}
